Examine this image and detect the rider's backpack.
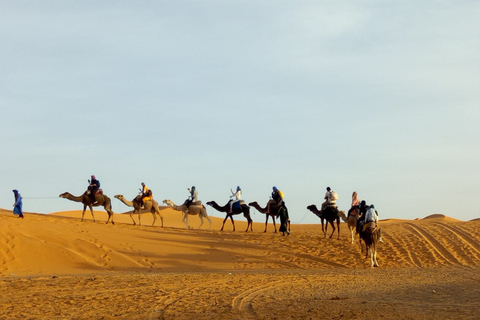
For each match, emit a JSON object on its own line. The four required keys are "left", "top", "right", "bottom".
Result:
{"left": 330, "top": 191, "right": 338, "bottom": 201}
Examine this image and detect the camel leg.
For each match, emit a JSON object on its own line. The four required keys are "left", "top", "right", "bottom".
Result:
{"left": 272, "top": 217, "right": 277, "bottom": 233}
{"left": 374, "top": 249, "right": 379, "bottom": 267}
{"left": 246, "top": 220, "right": 253, "bottom": 232}
{"left": 183, "top": 213, "right": 189, "bottom": 229}
{"left": 105, "top": 205, "right": 114, "bottom": 225}
{"left": 371, "top": 245, "right": 376, "bottom": 267}
{"left": 129, "top": 211, "right": 136, "bottom": 226}
{"left": 158, "top": 212, "right": 164, "bottom": 227}
{"left": 329, "top": 221, "right": 335, "bottom": 239}
{"left": 230, "top": 216, "right": 235, "bottom": 232}
{"left": 264, "top": 216, "right": 268, "bottom": 232}
{"left": 373, "top": 233, "right": 379, "bottom": 267}
{"left": 336, "top": 219, "right": 340, "bottom": 240}
{"left": 151, "top": 211, "right": 157, "bottom": 226}
{"left": 81, "top": 205, "right": 87, "bottom": 222}
{"left": 138, "top": 211, "right": 142, "bottom": 226}
{"left": 198, "top": 216, "right": 204, "bottom": 229}
{"left": 89, "top": 205, "right": 95, "bottom": 223}
{"left": 220, "top": 216, "right": 229, "bottom": 231}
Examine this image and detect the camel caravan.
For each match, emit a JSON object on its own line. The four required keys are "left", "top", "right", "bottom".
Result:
{"left": 59, "top": 180, "right": 383, "bottom": 267}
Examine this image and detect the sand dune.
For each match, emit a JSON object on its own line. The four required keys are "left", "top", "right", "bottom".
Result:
{"left": 1, "top": 208, "right": 479, "bottom": 319}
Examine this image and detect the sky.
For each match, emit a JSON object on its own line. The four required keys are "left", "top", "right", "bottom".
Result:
{"left": 1, "top": 1, "right": 479, "bottom": 224}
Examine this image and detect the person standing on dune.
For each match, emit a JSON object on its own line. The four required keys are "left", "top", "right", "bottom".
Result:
{"left": 12, "top": 189, "right": 24, "bottom": 218}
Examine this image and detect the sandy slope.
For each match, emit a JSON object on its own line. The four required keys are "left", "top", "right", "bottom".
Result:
{"left": 1, "top": 208, "right": 479, "bottom": 319}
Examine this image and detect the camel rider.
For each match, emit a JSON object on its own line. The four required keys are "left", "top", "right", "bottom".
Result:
{"left": 88, "top": 175, "right": 100, "bottom": 203}
{"left": 228, "top": 186, "right": 242, "bottom": 214}
{"left": 364, "top": 204, "right": 384, "bottom": 242}
{"left": 321, "top": 187, "right": 338, "bottom": 212}
{"left": 266, "top": 186, "right": 284, "bottom": 213}
{"left": 140, "top": 182, "right": 152, "bottom": 206}
{"left": 186, "top": 186, "right": 198, "bottom": 212}
{"left": 356, "top": 200, "right": 369, "bottom": 234}
{"left": 348, "top": 191, "right": 360, "bottom": 218}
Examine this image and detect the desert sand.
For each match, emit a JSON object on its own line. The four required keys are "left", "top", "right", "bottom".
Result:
{"left": 0, "top": 207, "right": 479, "bottom": 320}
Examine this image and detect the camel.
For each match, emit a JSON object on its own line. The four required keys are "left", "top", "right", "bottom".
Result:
{"left": 206, "top": 200, "right": 253, "bottom": 232}
{"left": 162, "top": 199, "right": 211, "bottom": 230}
{"left": 360, "top": 222, "right": 380, "bottom": 267}
{"left": 338, "top": 209, "right": 358, "bottom": 244}
{"left": 306, "top": 204, "right": 340, "bottom": 240}
{"left": 59, "top": 192, "right": 114, "bottom": 224}
{"left": 114, "top": 195, "right": 164, "bottom": 227}
{"left": 248, "top": 201, "right": 290, "bottom": 233}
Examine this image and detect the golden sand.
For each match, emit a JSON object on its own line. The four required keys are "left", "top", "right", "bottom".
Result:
{"left": 1, "top": 208, "right": 479, "bottom": 319}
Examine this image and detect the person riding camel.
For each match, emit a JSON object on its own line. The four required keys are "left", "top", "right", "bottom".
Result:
{"left": 363, "top": 204, "right": 384, "bottom": 242}
{"left": 228, "top": 186, "right": 242, "bottom": 214}
{"left": 321, "top": 187, "right": 338, "bottom": 213}
{"left": 88, "top": 175, "right": 100, "bottom": 203}
{"left": 140, "top": 182, "right": 152, "bottom": 206}
{"left": 186, "top": 186, "right": 198, "bottom": 213}
{"left": 347, "top": 191, "right": 360, "bottom": 218}
{"left": 356, "top": 200, "right": 369, "bottom": 234}
{"left": 266, "top": 186, "right": 284, "bottom": 213}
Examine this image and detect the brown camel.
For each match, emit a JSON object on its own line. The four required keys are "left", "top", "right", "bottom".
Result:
{"left": 162, "top": 199, "right": 211, "bottom": 230}
{"left": 114, "top": 195, "right": 164, "bottom": 227}
{"left": 248, "top": 201, "right": 290, "bottom": 233}
{"left": 306, "top": 204, "right": 340, "bottom": 240}
{"left": 338, "top": 209, "right": 358, "bottom": 244}
{"left": 59, "top": 192, "right": 114, "bottom": 224}
{"left": 360, "top": 222, "right": 380, "bottom": 267}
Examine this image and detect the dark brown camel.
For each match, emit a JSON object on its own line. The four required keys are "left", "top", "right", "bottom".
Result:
{"left": 248, "top": 201, "right": 290, "bottom": 233}
{"left": 59, "top": 192, "right": 114, "bottom": 224}
{"left": 306, "top": 204, "right": 340, "bottom": 239}
{"left": 359, "top": 222, "right": 380, "bottom": 267}
{"left": 206, "top": 200, "right": 253, "bottom": 232}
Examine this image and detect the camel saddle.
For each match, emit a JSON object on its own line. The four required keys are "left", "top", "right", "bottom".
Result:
{"left": 228, "top": 200, "right": 245, "bottom": 210}
{"left": 363, "top": 221, "right": 377, "bottom": 232}
{"left": 191, "top": 201, "right": 202, "bottom": 206}
{"left": 87, "top": 188, "right": 103, "bottom": 196}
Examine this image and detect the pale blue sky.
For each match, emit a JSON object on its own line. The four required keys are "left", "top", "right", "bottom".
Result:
{"left": 1, "top": 1, "right": 479, "bottom": 223}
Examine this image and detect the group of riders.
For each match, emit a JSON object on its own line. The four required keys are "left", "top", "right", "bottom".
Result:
{"left": 323, "top": 187, "right": 384, "bottom": 242}
{"left": 86, "top": 175, "right": 382, "bottom": 240}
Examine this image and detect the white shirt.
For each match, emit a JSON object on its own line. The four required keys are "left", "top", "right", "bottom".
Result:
{"left": 325, "top": 191, "right": 336, "bottom": 204}
{"left": 191, "top": 190, "right": 198, "bottom": 202}
{"left": 232, "top": 190, "right": 242, "bottom": 201}
{"left": 365, "top": 208, "right": 378, "bottom": 223}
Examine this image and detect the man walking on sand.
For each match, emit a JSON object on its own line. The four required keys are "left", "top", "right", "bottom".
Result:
{"left": 12, "top": 189, "right": 24, "bottom": 218}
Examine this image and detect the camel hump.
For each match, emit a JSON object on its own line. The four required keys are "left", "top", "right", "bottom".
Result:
{"left": 192, "top": 201, "right": 202, "bottom": 206}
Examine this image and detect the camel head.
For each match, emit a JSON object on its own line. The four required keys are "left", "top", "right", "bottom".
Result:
{"left": 338, "top": 210, "right": 347, "bottom": 221}
{"left": 306, "top": 205, "right": 322, "bottom": 217}
{"left": 248, "top": 201, "right": 259, "bottom": 207}
{"left": 59, "top": 192, "right": 71, "bottom": 199}
{"left": 162, "top": 199, "right": 173, "bottom": 206}
{"left": 114, "top": 195, "right": 124, "bottom": 200}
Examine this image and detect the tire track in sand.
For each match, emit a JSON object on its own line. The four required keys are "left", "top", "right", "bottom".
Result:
{"left": 231, "top": 279, "right": 287, "bottom": 319}
{"left": 404, "top": 223, "right": 460, "bottom": 265}
{"left": 433, "top": 222, "right": 480, "bottom": 255}
{"left": 380, "top": 228, "right": 421, "bottom": 267}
